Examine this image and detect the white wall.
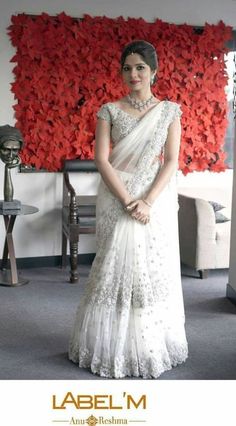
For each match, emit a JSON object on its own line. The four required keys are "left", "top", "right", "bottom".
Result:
{"left": 229, "top": 123, "right": 236, "bottom": 291}
{"left": 0, "top": 0, "right": 235, "bottom": 258}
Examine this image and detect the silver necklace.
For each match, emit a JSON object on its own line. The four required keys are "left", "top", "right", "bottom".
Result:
{"left": 126, "top": 94, "right": 154, "bottom": 112}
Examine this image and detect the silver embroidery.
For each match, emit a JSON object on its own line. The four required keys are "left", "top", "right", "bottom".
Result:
{"left": 97, "top": 102, "right": 140, "bottom": 146}
{"left": 69, "top": 100, "right": 188, "bottom": 378}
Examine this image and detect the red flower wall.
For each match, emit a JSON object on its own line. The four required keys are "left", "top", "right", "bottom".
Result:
{"left": 8, "top": 13, "right": 232, "bottom": 173}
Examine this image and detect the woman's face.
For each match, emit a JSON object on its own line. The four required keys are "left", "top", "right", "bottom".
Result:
{"left": 0, "top": 140, "right": 21, "bottom": 166}
{"left": 121, "top": 53, "right": 155, "bottom": 92}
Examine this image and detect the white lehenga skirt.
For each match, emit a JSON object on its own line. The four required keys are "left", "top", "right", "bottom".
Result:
{"left": 68, "top": 170, "right": 188, "bottom": 378}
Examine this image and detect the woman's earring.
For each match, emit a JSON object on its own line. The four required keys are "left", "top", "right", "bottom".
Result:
{"left": 150, "top": 75, "right": 155, "bottom": 85}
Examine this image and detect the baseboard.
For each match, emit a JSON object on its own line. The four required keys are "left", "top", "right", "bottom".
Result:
{"left": 14, "top": 254, "right": 96, "bottom": 269}
{"left": 226, "top": 284, "right": 236, "bottom": 306}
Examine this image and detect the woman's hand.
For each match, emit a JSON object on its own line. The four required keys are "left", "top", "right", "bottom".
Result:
{"left": 125, "top": 199, "right": 151, "bottom": 224}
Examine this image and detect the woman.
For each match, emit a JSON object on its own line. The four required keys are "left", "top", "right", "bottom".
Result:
{"left": 69, "top": 40, "right": 188, "bottom": 378}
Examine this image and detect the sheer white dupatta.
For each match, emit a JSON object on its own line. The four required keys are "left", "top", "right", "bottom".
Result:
{"left": 109, "top": 101, "right": 166, "bottom": 175}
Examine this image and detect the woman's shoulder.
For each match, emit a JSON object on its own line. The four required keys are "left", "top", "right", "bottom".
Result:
{"left": 97, "top": 102, "right": 112, "bottom": 112}
{"left": 96, "top": 99, "right": 124, "bottom": 122}
{"left": 98, "top": 98, "right": 124, "bottom": 108}
{"left": 96, "top": 102, "right": 112, "bottom": 122}
{"left": 164, "top": 99, "right": 182, "bottom": 107}
{"left": 101, "top": 96, "right": 128, "bottom": 107}
{"left": 164, "top": 100, "right": 183, "bottom": 118}
{"left": 97, "top": 101, "right": 118, "bottom": 114}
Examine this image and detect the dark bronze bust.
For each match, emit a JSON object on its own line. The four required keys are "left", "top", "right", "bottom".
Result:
{"left": 0, "top": 125, "right": 23, "bottom": 210}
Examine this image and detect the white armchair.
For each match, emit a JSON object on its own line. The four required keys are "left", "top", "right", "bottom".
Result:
{"left": 178, "top": 187, "right": 232, "bottom": 278}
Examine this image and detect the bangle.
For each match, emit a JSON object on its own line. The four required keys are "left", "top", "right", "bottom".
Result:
{"left": 142, "top": 199, "right": 152, "bottom": 208}
{"left": 123, "top": 200, "right": 133, "bottom": 211}
{"left": 124, "top": 201, "right": 132, "bottom": 209}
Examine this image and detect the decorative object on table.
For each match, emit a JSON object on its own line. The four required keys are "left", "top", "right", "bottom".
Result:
{"left": 0, "top": 125, "right": 23, "bottom": 211}
{"left": 0, "top": 126, "right": 39, "bottom": 287}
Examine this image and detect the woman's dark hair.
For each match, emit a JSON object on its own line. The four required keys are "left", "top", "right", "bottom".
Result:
{"left": 120, "top": 40, "right": 158, "bottom": 71}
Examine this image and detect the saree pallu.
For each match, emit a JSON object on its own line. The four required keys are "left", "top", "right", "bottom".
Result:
{"left": 69, "top": 101, "right": 188, "bottom": 378}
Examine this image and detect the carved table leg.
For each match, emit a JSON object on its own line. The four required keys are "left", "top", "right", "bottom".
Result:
{"left": 0, "top": 214, "right": 28, "bottom": 286}
{"left": 2, "top": 215, "right": 16, "bottom": 269}
{"left": 69, "top": 241, "right": 78, "bottom": 283}
{"left": 2, "top": 215, "right": 18, "bottom": 283}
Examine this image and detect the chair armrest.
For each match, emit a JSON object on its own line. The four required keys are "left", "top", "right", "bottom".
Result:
{"left": 63, "top": 171, "right": 78, "bottom": 225}
{"left": 195, "top": 198, "right": 216, "bottom": 241}
{"left": 178, "top": 193, "right": 216, "bottom": 270}
{"left": 62, "top": 159, "right": 98, "bottom": 208}
{"left": 195, "top": 197, "right": 216, "bottom": 269}
{"left": 64, "top": 171, "right": 76, "bottom": 198}
{"left": 63, "top": 159, "right": 97, "bottom": 172}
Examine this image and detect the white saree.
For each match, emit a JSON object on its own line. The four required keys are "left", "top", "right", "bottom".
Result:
{"left": 68, "top": 100, "right": 188, "bottom": 378}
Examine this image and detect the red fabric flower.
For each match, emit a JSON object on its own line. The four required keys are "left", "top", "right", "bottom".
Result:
{"left": 8, "top": 13, "right": 232, "bottom": 173}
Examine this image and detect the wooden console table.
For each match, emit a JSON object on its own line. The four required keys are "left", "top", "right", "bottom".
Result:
{"left": 0, "top": 204, "right": 39, "bottom": 287}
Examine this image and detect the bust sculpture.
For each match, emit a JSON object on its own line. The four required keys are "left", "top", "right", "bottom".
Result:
{"left": 0, "top": 125, "right": 23, "bottom": 210}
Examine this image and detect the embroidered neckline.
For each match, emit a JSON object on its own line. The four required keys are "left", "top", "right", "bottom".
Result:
{"left": 108, "top": 100, "right": 166, "bottom": 121}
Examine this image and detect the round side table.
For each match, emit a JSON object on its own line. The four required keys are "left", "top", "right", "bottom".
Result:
{"left": 0, "top": 204, "right": 39, "bottom": 287}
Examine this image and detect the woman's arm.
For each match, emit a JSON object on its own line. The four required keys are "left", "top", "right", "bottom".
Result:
{"left": 127, "top": 116, "right": 181, "bottom": 221}
{"left": 95, "top": 118, "right": 133, "bottom": 207}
